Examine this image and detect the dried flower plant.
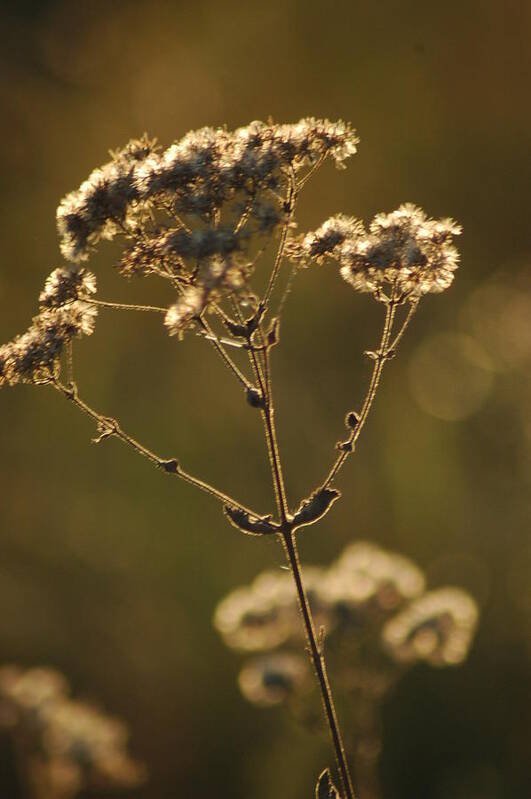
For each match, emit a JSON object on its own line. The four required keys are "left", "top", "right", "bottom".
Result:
{"left": 0, "top": 118, "right": 464, "bottom": 798}
{"left": 214, "top": 541, "right": 478, "bottom": 798}
{"left": 0, "top": 665, "right": 145, "bottom": 799}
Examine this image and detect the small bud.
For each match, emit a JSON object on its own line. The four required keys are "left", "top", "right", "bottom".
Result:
{"left": 345, "top": 411, "right": 359, "bottom": 430}
{"left": 364, "top": 350, "right": 379, "bottom": 360}
{"left": 246, "top": 387, "right": 265, "bottom": 409}
{"left": 266, "top": 317, "right": 280, "bottom": 348}
{"left": 336, "top": 440, "right": 353, "bottom": 453}
{"left": 92, "top": 421, "right": 115, "bottom": 444}
{"left": 245, "top": 303, "right": 266, "bottom": 336}
{"left": 223, "top": 506, "right": 279, "bottom": 536}
{"left": 224, "top": 319, "right": 248, "bottom": 338}
{"left": 160, "top": 458, "right": 179, "bottom": 474}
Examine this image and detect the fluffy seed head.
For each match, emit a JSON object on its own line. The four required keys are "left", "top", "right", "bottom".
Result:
{"left": 0, "top": 302, "right": 97, "bottom": 388}
{"left": 294, "top": 204, "right": 461, "bottom": 297}
{"left": 57, "top": 119, "right": 358, "bottom": 263}
{"left": 39, "top": 266, "right": 97, "bottom": 310}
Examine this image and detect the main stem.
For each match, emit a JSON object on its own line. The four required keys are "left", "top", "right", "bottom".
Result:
{"left": 282, "top": 529, "right": 355, "bottom": 799}
{"left": 258, "top": 347, "right": 355, "bottom": 799}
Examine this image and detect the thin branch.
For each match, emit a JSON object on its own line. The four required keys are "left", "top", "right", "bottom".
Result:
{"left": 388, "top": 297, "right": 419, "bottom": 352}
{"left": 52, "top": 379, "right": 259, "bottom": 518}
{"left": 83, "top": 298, "right": 167, "bottom": 314}
{"left": 197, "top": 317, "right": 253, "bottom": 391}
{"left": 320, "top": 296, "right": 400, "bottom": 489}
{"left": 262, "top": 178, "right": 297, "bottom": 310}
{"left": 250, "top": 329, "right": 355, "bottom": 798}
{"left": 296, "top": 152, "right": 326, "bottom": 191}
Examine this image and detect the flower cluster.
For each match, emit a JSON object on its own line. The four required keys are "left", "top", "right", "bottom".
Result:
{"left": 214, "top": 541, "right": 478, "bottom": 707}
{"left": 0, "top": 665, "right": 145, "bottom": 798}
{"left": 0, "top": 267, "right": 97, "bottom": 388}
{"left": 57, "top": 120, "right": 358, "bottom": 264}
{"left": 288, "top": 203, "right": 462, "bottom": 297}
{"left": 54, "top": 119, "right": 357, "bottom": 337}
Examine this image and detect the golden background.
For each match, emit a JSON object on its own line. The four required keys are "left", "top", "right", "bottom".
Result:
{"left": 0, "top": 1, "right": 530, "bottom": 796}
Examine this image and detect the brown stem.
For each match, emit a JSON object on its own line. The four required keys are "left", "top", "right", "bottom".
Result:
{"left": 282, "top": 529, "right": 355, "bottom": 799}
{"left": 248, "top": 329, "right": 355, "bottom": 798}
{"left": 197, "top": 317, "right": 253, "bottom": 391}
{"left": 52, "top": 380, "right": 259, "bottom": 519}
{"left": 320, "top": 294, "right": 407, "bottom": 490}
{"left": 82, "top": 298, "right": 167, "bottom": 314}
{"left": 262, "top": 179, "right": 297, "bottom": 310}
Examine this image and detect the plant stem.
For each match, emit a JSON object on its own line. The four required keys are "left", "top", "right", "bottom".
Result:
{"left": 282, "top": 529, "right": 355, "bottom": 799}
{"left": 262, "top": 179, "right": 296, "bottom": 310}
{"left": 251, "top": 331, "right": 355, "bottom": 799}
{"left": 197, "top": 317, "right": 253, "bottom": 391}
{"left": 321, "top": 296, "right": 401, "bottom": 490}
{"left": 52, "top": 379, "right": 259, "bottom": 518}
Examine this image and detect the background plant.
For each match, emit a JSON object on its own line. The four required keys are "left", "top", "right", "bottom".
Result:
{"left": 215, "top": 540, "right": 478, "bottom": 799}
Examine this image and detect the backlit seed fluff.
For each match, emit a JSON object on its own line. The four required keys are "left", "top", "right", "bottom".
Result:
{"left": 382, "top": 587, "right": 478, "bottom": 666}
{"left": 0, "top": 302, "right": 97, "bottom": 388}
{"left": 286, "top": 215, "right": 364, "bottom": 266}
{"left": 164, "top": 288, "right": 204, "bottom": 336}
{"left": 164, "top": 257, "right": 248, "bottom": 336}
{"left": 57, "top": 119, "right": 358, "bottom": 263}
{"left": 39, "top": 266, "right": 97, "bottom": 310}
{"left": 294, "top": 204, "right": 461, "bottom": 297}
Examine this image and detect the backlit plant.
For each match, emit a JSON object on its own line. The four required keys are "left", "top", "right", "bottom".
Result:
{"left": 0, "top": 118, "right": 464, "bottom": 798}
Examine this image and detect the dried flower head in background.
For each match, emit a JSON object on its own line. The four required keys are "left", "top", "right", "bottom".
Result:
{"left": 0, "top": 665, "right": 145, "bottom": 799}
{"left": 214, "top": 541, "right": 479, "bottom": 708}
{"left": 238, "top": 653, "right": 310, "bottom": 707}
{"left": 382, "top": 587, "right": 479, "bottom": 666}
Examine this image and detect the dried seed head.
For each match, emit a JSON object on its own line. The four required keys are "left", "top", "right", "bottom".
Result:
{"left": 0, "top": 301, "right": 97, "bottom": 388}
{"left": 382, "top": 587, "right": 478, "bottom": 666}
{"left": 238, "top": 653, "right": 309, "bottom": 706}
{"left": 0, "top": 665, "right": 146, "bottom": 793}
{"left": 57, "top": 136, "right": 158, "bottom": 262}
{"left": 295, "top": 204, "right": 461, "bottom": 297}
{"left": 39, "top": 266, "right": 97, "bottom": 309}
{"left": 57, "top": 119, "right": 358, "bottom": 263}
{"left": 213, "top": 567, "right": 331, "bottom": 652}
{"left": 321, "top": 541, "right": 426, "bottom": 615}
{"left": 287, "top": 215, "right": 363, "bottom": 266}
{"left": 163, "top": 255, "right": 249, "bottom": 338}
{"left": 341, "top": 204, "right": 461, "bottom": 296}
{"left": 164, "top": 288, "right": 204, "bottom": 336}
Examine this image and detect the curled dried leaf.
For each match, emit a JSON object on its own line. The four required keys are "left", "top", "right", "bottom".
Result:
{"left": 316, "top": 768, "right": 341, "bottom": 799}
{"left": 292, "top": 487, "right": 341, "bottom": 530}
{"left": 223, "top": 506, "right": 279, "bottom": 536}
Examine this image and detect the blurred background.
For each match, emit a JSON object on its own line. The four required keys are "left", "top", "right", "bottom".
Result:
{"left": 0, "top": 0, "right": 530, "bottom": 796}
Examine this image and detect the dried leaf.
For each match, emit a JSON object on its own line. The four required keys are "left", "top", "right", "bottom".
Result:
{"left": 223, "top": 505, "right": 279, "bottom": 536}
{"left": 292, "top": 487, "right": 341, "bottom": 530}
{"left": 315, "top": 768, "right": 341, "bottom": 799}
